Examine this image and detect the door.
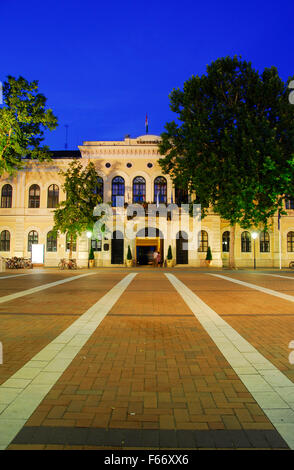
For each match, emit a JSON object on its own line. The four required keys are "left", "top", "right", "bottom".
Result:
{"left": 111, "top": 230, "right": 124, "bottom": 264}
{"left": 176, "top": 231, "right": 188, "bottom": 264}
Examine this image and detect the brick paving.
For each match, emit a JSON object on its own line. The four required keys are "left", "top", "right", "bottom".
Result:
{"left": 175, "top": 272, "right": 294, "bottom": 383}
{"left": 0, "top": 268, "right": 293, "bottom": 449}
{"left": 0, "top": 272, "right": 66, "bottom": 298}
{"left": 0, "top": 272, "right": 126, "bottom": 384}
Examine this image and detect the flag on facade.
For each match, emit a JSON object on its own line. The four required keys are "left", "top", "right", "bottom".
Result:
{"left": 145, "top": 113, "right": 148, "bottom": 134}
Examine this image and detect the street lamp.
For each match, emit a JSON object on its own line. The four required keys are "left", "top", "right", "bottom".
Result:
{"left": 86, "top": 231, "right": 92, "bottom": 239}
{"left": 252, "top": 232, "right": 258, "bottom": 270}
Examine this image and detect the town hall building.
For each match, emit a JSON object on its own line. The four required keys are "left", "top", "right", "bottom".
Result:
{"left": 0, "top": 134, "right": 293, "bottom": 269}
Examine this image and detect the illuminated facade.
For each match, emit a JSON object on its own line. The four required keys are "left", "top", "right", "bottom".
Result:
{"left": 0, "top": 134, "right": 293, "bottom": 268}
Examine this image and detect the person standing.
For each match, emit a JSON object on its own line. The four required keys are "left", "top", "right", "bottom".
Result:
{"left": 153, "top": 250, "right": 158, "bottom": 267}
{"left": 157, "top": 251, "right": 162, "bottom": 267}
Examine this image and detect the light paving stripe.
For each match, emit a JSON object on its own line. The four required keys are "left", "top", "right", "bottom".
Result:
{"left": 0, "top": 273, "right": 137, "bottom": 449}
{"left": 0, "top": 272, "right": 94, "bottom": 305}
{"left": 256, "top": 273, "right": 294, "bottom": 281}
{"left": 208, "top": 273, "right": 294, "bottom": 303}
{"left": 166, "top": 273, "right": 294, "bottom": 450}
{"left": 0, "top": 273, "right": 36, "bottom": 280}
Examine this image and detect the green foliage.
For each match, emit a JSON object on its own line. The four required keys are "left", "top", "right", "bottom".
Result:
{"left": 167, "top": 245, "right": 172, "bottom": 260}
{"left": 206, "top": 246, "right": 212, "bottom": 261}
{"left": 158, "top": 56, "right": 294, "bottom": 230}
{"left": 53, "top": 160, "right": 102, "bottom": 255}
{"left": 88, "top": 246, "right": 95, "bottom": 260}
{"left": 127, "top": 245, "right": 132, "bottom": 260}
{"left": 0, "top": 75, "right": 58, "bottom": 175}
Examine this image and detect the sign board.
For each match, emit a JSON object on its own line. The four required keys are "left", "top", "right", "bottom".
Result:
{"left": 31, "top": 244, "right": 44, "bottom": 264}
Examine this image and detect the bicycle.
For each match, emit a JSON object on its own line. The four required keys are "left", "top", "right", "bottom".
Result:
{"left": 68, "top": 259, "right": 77, "bottom": 269}
{"left": 289, "top": 261, "right": 294, "bottom": 269}
{"left": 22, "top": 258, "right": 33, "bottom": 269}
{"left": 58, "top": 258, "right": 78, "bottom": 270}
{"left": 58, "top": 258, "right": 67, "bottom": 270}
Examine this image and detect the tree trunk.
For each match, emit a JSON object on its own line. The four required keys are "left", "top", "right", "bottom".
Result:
{"left": 229, "top": 224, "right": 236, "bottom": 269}
{"left": 69, "top": 234, "right": 73, "bottom": 259}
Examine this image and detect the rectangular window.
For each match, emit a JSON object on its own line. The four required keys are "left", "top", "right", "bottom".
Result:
{"left": 91, "top": 239, "right": 102, "bottom": 252}
{"left": 47, "top": 232, "right": 57, "bottom": 252}
{"left": 66, "top": 235, "right": 77, "bottom": 252}
{"left": 260, "top": 232, "right": 270, "bottom": 253}
{"left": 241, "top": 232, "right": 251, "bottom": 252}
{"left": 285, "top": 198, "right": 294, "bottom": 210}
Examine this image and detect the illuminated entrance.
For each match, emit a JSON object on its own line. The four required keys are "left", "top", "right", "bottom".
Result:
{"left": 135, "top": 227, "right": 164, "bottom": 266}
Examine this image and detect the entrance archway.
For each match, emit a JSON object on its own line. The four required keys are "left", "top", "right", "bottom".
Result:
{"left": 136, "top": 227, "right": 164, "bottom": 266}
{"left": 111, "top": 230, "right": 124, "bottom": 264}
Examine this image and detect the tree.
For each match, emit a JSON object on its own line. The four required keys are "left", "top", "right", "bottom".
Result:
{"left": 88, "top": 246, "right": 95, "bottom": 260}
{"left": 206, "top": 246, "right": 212, "bottom": 261}
{"left": 158, "top": 56, "right": 294, "bottom": 267}
{"left": 127, "top": 245, "right": 132, "bottom": 260}
{"left": 0, "top": 75, "right": 58, "bottom": 175}
{"left": 53, "top": 160, "right": 102, "bottom": 258}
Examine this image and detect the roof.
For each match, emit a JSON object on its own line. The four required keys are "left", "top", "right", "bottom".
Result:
{"left": 50, "top": 150, "right": 81, "bottom": 159}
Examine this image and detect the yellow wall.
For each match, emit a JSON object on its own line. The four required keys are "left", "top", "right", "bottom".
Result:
{"left": 0, "top": 135, "right": 293, "bottom": 268}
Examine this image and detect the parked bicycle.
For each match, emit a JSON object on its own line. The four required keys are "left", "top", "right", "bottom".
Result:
{"left": 289, "top": 261, "right": 294, "bottom": 269}
{"left": 58, "top": 258, "right": 78, "bottom": 270}
{"left": 22, "top": 258, "right": 33, "bottom": 269}
{"left": 68, "top": 259, "right": 77, "bottom": 269}
{"left": 5, "top": 257, "right": 33, "bottom": 269}
{"left": 58, "top": 258, "right": 67, "bottom": 270}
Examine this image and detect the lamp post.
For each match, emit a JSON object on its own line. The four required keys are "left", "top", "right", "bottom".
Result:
{"left": 86, "top": 231, "right": 93, "bottom": 269}
{"left": 252, "top": 232, "right": 258, "bottom": 270}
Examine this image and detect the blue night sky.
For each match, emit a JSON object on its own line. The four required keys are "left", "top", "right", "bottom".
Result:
{"left": 2, "top": 0, "right": 293, "bottom": 149}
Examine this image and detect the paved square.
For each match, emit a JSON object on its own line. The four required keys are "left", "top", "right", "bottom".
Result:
{"left": 0, "top": 268, "right": 293, "bottom": 450}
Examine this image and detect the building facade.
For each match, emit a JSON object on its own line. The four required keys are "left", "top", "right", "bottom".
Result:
{"left": 0, "top": 134, "right": 293, "bottom": 268}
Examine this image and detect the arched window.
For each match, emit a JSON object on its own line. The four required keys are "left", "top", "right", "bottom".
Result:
{"left": 29, "top": 185, "right": 40, "bottom": 208}
{"left": 241, "top": 231, "right": 251, "bottom": 252}
{"left": 47, "top": 231, "right": 57, "bottom": 252}
{"left": 112, "top": 176, "right": 125, "bottom": 207}
{"left": 133, "top": 176, "right": 146, "bottom": 203}
{"left": 222, "top": 231, "right": 230, "bottom": 252}
{"left": 47, "top": 184, "right": 59, "bottom": 208}
{"left": 95, "top": 176, "right": 104, "bottom": 202}
{"left": 287, "top": 232, "right": 294, "bottom": 252}
{"left": 28, "top": 230, "right": 38, "bottom": 252}
{"left": 1, "top": 184, "right": 12, "bottom": 208}
{"left": 0, "top": 230, "right": 10, "bottom": 251}
{"left": 66, "top": 233, "right": 76, "bottom": 252}
{"left": 198, "top": 230, "right": 208, "bottom": 252}
{"left": 260, "top": 231, "right": 270, "bottom": 253}
{"left": 154, "top": 176, "right": 167, "bottom": 204}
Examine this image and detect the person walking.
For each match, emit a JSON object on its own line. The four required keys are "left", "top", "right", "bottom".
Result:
{"left": 157, "top": 251, "right": 162, "bottom": 267}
